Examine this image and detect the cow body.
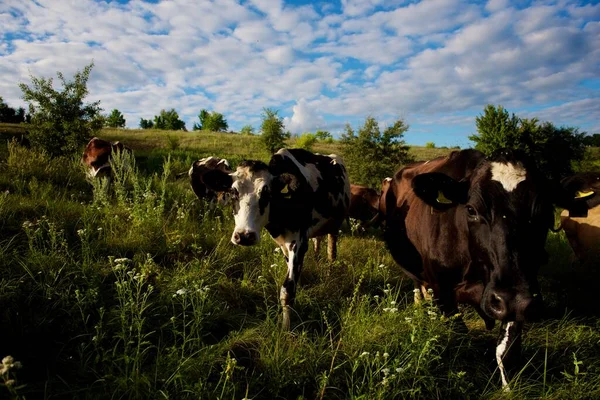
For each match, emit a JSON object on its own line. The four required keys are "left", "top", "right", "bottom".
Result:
{"left": 81, "top": 137, "right": 129, "bottom": 179}
{"left": 203, "top": 148, "right": 351, "bottom": 329}
{"left": 348, "top": 184, "right": 380, "bottom": 225}
{"left": 189, "top": 157, "right": 232, "bottom": 205}
{"left": 383, "top": 149, "right": 596, "bottom": 388}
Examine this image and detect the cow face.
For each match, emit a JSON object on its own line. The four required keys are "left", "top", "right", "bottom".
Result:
{"left": 413, "top": 151, "right": 553, "bottom": 322}
{"left": 204, "top": 161, "right": 274, "bottom": 246}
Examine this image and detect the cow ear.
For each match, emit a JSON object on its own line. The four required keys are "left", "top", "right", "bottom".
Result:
{"left": 273, "top": 173, "right": 300, "bottom": 198}
{"left": 412, "top": 172, "right": 468, "bottom": 210}
{"left": 203, "top": 169, "right": 233, "bottom": 192}
{"left": 557, "top": 172, "right": 600, "bottom": 217}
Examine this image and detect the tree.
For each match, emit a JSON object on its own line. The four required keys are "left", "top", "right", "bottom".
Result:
{"left": 296, "top": 133, "right": 317, "bottom": 151}
{"left": 583, "top": 133, "right": 600, "bottom": 147}
{"left": 260, "top": 108, "right": 288, "bottom": 154}
{"left": 153, "top": 109, "right": 186, "bottom": 131}
{"left": 341, "top": 116, "right": 413, "bottom": 188}
{"left": 240, "top": 125, "right": 255, "bottom": 135}
{"left": 139, "top": 118, "right": 154, "bottom": 129}
{"left": 315, "top": 130, "right": 332, "bottom": 141}
{"left": 19, "top": 62, "right": 103, "bottom": 157}
{"left": 105, "top": 109, "right": 126, "bottom": 128}
{"left": 0, "top": 97, "right": 26, "bottom": 123}
{"left": 469, "top": 104, "right": 587, "bottom": 181}
{"left": 193, "top": 109, "right": 228, "bottom": 132}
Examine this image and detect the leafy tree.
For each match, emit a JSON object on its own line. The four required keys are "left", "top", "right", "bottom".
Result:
{"left": 193, "top": 109, "right": 228, "bottom": 132}
{"left": 583, "top": 133, "right": 600, "bottom": 147}
{"left": 153, "top": 109, "right": 186, "bottom": 131}
{"left": 315, "top": 130, "right": 332, "bottom": 141}
{"left": 105, "top": 109, "right": 126, "bottom": 128}
{"left": 296, "top": 133, "right": 317, "bottom": 151}
{"left": 469, "top": 105, "right": 587, "bottom": 181}
{"left": 19, "top": 62, "right": 103, "bottom": 157}
{"left": 240, "top": 125, "right": 255, "bottom": 135}
{"left": 341, "top": 116, "right": 413, "bottom": 188}
{"left": 139, "top": 118, "right": 154, "bottom": 129}
{"left": 260, "top": 108, "right": 288, "bottom": 154}
{"left": 0, "top": 97, "right": 26, "bottom": 123}
{"left": 425, "top": 141, "right": 436, "bottom": 148}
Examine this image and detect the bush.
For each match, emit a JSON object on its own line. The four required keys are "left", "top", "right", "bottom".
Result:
{"left": 193, "top": 109, "right": 228, "bottom": 132}
{"left": 240, "top": 125, "right": 255, "bottom": 135}
{"left": 425, "top": 142, "right": 436, "bottom": 148}
{"left": 341, "top": 117, "right": 413, "bottom": 188}
{"left": 139, "top": 118, "right": 154, "bottom": 129}
{"left": 153, "top": 109, "right": 186, "bottom": 131}
{"left": 18, "top": 62, "right": 103, "bottom": 157}
{"left": 295, "top": 133, "right": 317, "bottom": 151}
{"left": 260, "top": 108, "right": 288, "bottom": 154}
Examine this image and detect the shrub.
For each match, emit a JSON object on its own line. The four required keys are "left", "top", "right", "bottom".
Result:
{"left": 240, "top": 125, "right": 255, "bottom": 135}
{"left": 260, "top": 108, "right": 288, "bottom": 154}
{"left": 153, "top": 109, "right": 186, "bottom": 131}
{"left": 295, "top": 133, "right": 317, "bottom": 151}
{"left": 18, "top": 62, "right": 103, "bottom": 157}
{"left": 341, "top": 116, "right": 413, "bottom": 188}
{"left": 193, "top": 109, "right": 228, "bottom": 132}
{"left": 425, "top": 142, "right": 436, "bottom": 148}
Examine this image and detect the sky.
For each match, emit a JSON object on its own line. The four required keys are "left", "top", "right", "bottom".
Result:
{"left": 0, "top": 0, "right": 599, "bottom": 148}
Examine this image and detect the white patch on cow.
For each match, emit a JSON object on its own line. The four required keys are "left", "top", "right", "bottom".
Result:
{"left": 384, "top": 177, "right": 392, "bottom": 182}
{"left": 88, "top": 163, "right": 110, "bottom": 178}
{"left": 230, "top": 169, "right": 271, "bottom": 244}
{"left": 496, "top": 321, "right": 515, "bottom": 390}
{"left": 276, "top": 148, "right": 322, "bottom": 191}
{"left": 218, "top": 159, "right": 230, "bottom": 168}
{"left": 491, "top": 162, "right": 527, "bottom": 192}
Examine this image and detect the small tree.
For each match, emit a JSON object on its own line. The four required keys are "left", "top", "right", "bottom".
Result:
{"left": 296, "top": 133, "right": 317, "bottom": 151}
{"left": 19, "top": 62, "right": 103, "bottom": 157}
{"left": 139, "top": 118, "right": 154, "bottom": 129}
{"left": 0, "top": 97, "right": 26, "bottom": 123}
{"left": 240, "top": 125, "right": 255, "bottom": 135}
{"left": 105, "top": 109, "right": 126, "bottom": 128}
{"left": 425, "top": 141, "right": 436, "bottom": 148}
{"left": 469, "top": 105, "right": 521, "bottom": 154}
{"left": 260, "top": 108, "right": 287, "bottom": 154}
{"left": 193, "top": 109, "right": 228, "bottom": 132}
{"left": 315, "top": 130, "right": 332, "bottom": 141}
{"left": 153, "top": 109, "right": 186, "bottom": 131}
{"left": 341, "top": 116, "right": 413, "bottom": 187}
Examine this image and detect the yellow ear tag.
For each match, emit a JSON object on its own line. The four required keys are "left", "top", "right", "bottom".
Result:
{"left": 281, "top": 184, "right": 289, "bottom": 194}
{"left": 574, "top": 190, "right": 594, "bottom": 199}
{"left": 436, "top": 190, "right": 453, "bottom": 204}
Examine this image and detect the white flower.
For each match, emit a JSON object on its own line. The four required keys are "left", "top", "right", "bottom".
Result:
{"left": 383, "top": 352, "right": 389, "bottom": 358}
{"left": 270, "top": 264, "right": 278, "bottom": 268}
{"left": 382, "top": 368, "right": 390, "bottom": 376}
{"left": 374, "top": 295, "right": 379, "bottom": 299}
{"left": 383, "top": 308, "right": 390, "bottom": 312}
{"left": 389, "top": 308, "right": 398, "bottom": 313}
{"left": 413, "top": 288, "right": 420, "bottom": 294}
{"left": 274, "top": 248, "right": 281, "bottom": 253}
{"left": 378, "top": 264, "right": 385, "bottom": 269}
{"left": 114, "top": 258, "right": 131, "bottom": 264}
{"left": 404, "top": 317, "right": 412, "bottom": 323}
{"left": 383, "top": 289, "right": 390, "bottom": 294}
{"left": 359, "top": 351, "right": 369, "bottom": 358}
{"left": 390, "top": 301, "right": 396, "bottom": 305}
{"left": 396, "top": 367, "right": 404, "bottom": 373}
{"left": 176, "top": 289, "right": 188, "bottom": 296}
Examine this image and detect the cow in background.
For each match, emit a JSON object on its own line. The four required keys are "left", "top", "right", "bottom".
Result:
{"left": 203, "top": 148, "right": 350, "bottom": 329}
{"left": 383, "top": 148, "right": 598, "bottom": 389}
{"left": 81, "top": 137, "right": 130, "bottom": 179}
{"left": 560, "top": 172, "right": 600, "bottom": 264}
{"left": 189, "top": 157, "right": 232, "bottom": 205}
{"left": 347, "top": 184, "right": 380, "bottom": 229}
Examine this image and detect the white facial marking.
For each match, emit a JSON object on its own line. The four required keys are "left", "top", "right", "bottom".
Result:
{"left": 491, "top": 162, "right": 527, "bottom": 192}
{"left": 230, "top": 168, "right": 271, "bottom": 244}
{"left": 496, "top": 321, "right": 515, "bottom": 389}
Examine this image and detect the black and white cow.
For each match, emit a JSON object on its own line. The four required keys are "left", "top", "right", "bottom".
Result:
{"left": 188, "top": 157, "right": 232, "bottom": 205}
{"left": 203, "top": 148, "right": 351, "bottom": 329}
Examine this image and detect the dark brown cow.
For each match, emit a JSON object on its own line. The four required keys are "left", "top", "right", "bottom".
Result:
{"left": 348, "top": 184, "right": 380, "bottom": 225}
{"left": 365, "top": 177, "right": 393, "bottom": 227}
{"left": 188, "top": 157, "right": 232, "bottom": 205}
{"left": 81, "top": 137, "right": 130, "bottom": 179}
{"left": 383, "top": 148, "right": 598, "bottom": 388}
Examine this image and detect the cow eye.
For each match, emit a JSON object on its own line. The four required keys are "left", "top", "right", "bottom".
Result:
{"left": 465, "top": 205, "right": 478, "bottom": 219}
{"left": 231, "top": 188, "right": 239, "bottom": 200}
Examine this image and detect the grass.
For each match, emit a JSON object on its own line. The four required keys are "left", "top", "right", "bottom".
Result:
{"left": 0, "top": 123, "right": 599, "bottom": 399}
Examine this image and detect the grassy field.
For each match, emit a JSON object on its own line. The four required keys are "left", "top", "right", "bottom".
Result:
{"left": 0, "top": 123, "right": 599, "bottom": 399}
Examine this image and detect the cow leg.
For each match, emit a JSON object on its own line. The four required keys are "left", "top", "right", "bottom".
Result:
{"left": 496, "top": 321, "right": 523, "bottom": 390}
{"left": 280, "top": 233, "right": 308, "bottom": 330}
{"left": 312, "top": 237, "right": 321, "bottom": 256}
{"left": 327, "top": 233, "right": 338, "bottom": 261}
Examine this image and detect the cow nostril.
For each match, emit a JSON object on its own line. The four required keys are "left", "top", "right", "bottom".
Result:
{"left": 490, "top": 293, "right": 505, "bottom": 313}
{"left": 233, "top": 232, "right": 241, "bottom": 243}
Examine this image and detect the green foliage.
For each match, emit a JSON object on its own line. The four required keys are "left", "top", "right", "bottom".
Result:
{"left": 583, "top": 133, "right": 600, "bottom": 147}
{"left": 105, "top": 109, "right": 126, "bottom": 128}
{"left": 260, "top": 108, "right": 288, "bottom": 154}
{"left": 139, "top": 118, "right": 154, "bottom": 129}
{"left": 0, "top": 96, "right": 26, "bottom": 123}
{"left": 341, "top": 116, "right": 413, "bottom": 187}
{"left": 193, "top": 109, "right": 228, "bottom": 132}
{"left": 469, "top": 105, "right": 587, "bottom": 181}
{"left": 315, "top": 130, "right": 332, "bottom": 141}
{"left": 240, "top": 124, "right": 255, "bottom": 135}
{"left": 18, "top": 62, "right": 103, "bottom": 157}
{"left": 153, "top": 109, "right": 186, "bottom": 131}
{"left": 425, "top": 141, "right": 436, "bottom": 149}
{"left": 295, "top": 133, "right": 317, "bottom": 151}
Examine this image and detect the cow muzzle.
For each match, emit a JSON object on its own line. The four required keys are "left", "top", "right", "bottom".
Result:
{"left": 232, "top": 230, "right": 258, "bottom": 246}
{"left": 483, "top": 288, "right": 543, "bottom": 322}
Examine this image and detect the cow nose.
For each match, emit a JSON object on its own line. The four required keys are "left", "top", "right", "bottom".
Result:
{"left": 484, "top": 289, "right": 543, "bottom": 321}
{"left": 232, "top": 231, "right": 258, "bottom": 246}
{"left": 487, "top": 290, "right": 509, "bottom": 320}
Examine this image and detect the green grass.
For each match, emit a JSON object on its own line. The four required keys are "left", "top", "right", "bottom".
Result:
{"left": 0, "top": 123, "right": 600, "bottom": 399}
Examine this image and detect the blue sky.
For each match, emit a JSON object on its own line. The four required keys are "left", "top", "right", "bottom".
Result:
{"left": 0, "top": 0, "right": 599, "bottom": 147}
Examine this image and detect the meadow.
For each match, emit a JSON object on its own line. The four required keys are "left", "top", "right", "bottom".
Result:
{"left": 0, "top": 123, "right": 599, "bottom": 399}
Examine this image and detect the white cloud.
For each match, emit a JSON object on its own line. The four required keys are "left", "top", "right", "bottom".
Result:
{"left": 283, "top": 99, "right": 326, "bottom": 134}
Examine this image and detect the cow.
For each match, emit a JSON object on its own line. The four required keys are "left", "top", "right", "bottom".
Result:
{"left": 202, "top": 148, "right": 351, "bottom": 329}
{"left": 364, "top": 177, "right": 393, "bottom": 228}
{"left": 560, "top": 172, "right": 600, "bottom": 264}
{"left": 382, "top": 148, "right": 597, "bottom": 389}
{"left": 348, "top": 184, "right": 380, "bottom": 228}
{"left": 188, "top": 157, "right": 232, "bottom": 205}
{"left": 81, "top": 137, "right": 130, "bottom": 179}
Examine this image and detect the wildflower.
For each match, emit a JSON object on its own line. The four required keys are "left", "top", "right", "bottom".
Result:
{"left": 274, "top": 248, "right": 281, "bottom": 253}
{"left": 383, "top": 289, "right": 390, "bottom": 294}
{"left": 374, "top": 295, "right": 379, "bottom": 299}
{"left": 175, "top": 288, "right": 188, "bottom": 296}
{"left": 22, "top": 221, "right": 33, "bottom": 229}
{"left": 270, "top": 264, "right": 278, "bottom": 268}
{"left": 389, "top": 308, "right": 398, "bottom": 313}
{"left": 97, "top": 227, "right": 103, "bottom": 231}
{"left": 396, "top": 367, "right": 404, "bottom": 373}
{"left": 427, "top": 310, "right": 437, "bottom": 316}
{"left": 359, "top": 351, "right": 369, "bottom": 358}
{"left": 378, "top": 264, "right": 385, "bottom": 269}
{"left": 383, "top": 352, "right": 389, "bottom": 358}
{"left": 383, "top": 308, "right": 391, "bottom": 312}
{"left": 404, "top": 317, "right": 412, "bottom": 323}
{"left": 382, "top": 368, "right": 390, "bottom": 376}
{"left": 77, "top": 228, "right": 86, "bottom": 236}
{"left": 413, "top": 288, "right": 420, "bottom": 294}
{"left": 390, "top": 301, "right": 396, "bottom": 305}
{"left": 114, "top": 258, "right": 131, "bottom": 264}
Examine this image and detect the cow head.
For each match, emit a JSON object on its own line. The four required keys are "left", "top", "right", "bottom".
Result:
{"left": 203, "top": 160, "right": 300, "bottom": 246}
{"left": 412, "top": 149, "right": 558, "bottom": 322}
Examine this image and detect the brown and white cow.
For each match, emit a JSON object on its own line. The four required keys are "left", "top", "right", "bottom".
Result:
{"left": 188, "top": 157, "right": 232, "bottom": 205}
{"left": 81, "top": 137, "right": 130, "bottom": 179}
{"left": 203, "top": 148, "right": 351, "bottom": 329}
{"left": 559, "top": 172, "right": 600, "bottom": 264}
{"left": 382, "top": 148, "right": 597, "bottom": 388}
